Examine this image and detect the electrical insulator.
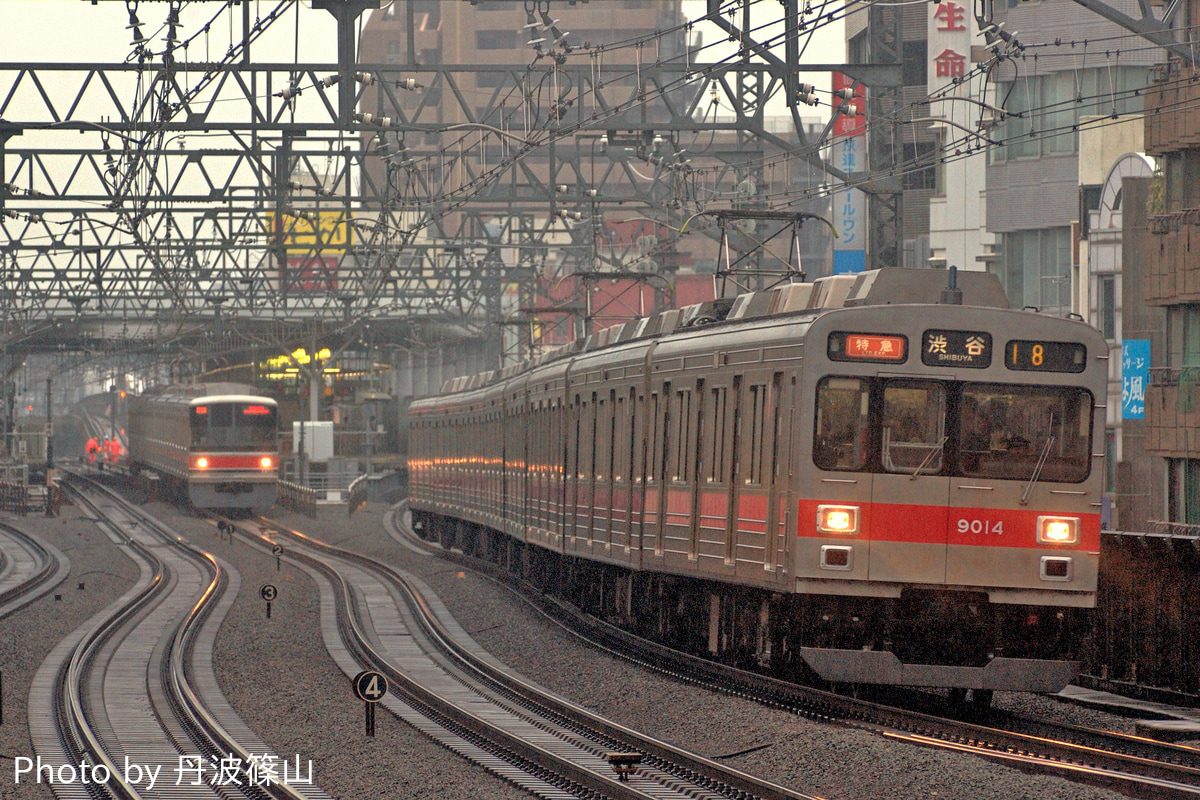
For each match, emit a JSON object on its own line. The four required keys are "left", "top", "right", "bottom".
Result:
{"left": 355, "top": 113, "right": 393, "bottom": 127}
{"left": 798, "top": 92, "right": 819, "bottom": 107}
{"left": 355, "top": 72, "right": 377, "bottom": 86}
{"left": 556, "top": 184, "right": 569, "bottom": 193}
{"left": 322, "top": 74, "right": 341, "bottom": 87}
{"left": 396, "top": 78, "right": 419, "bottom": 91}
{"left": 797, "top": 82, "right": 816, "bottom": 95}
{"left": 833, "top": 87, "right": 857, "bottom": 101}
{"left": 274, "top": 86, "right": 299, "bottom": 101}
{"left": 840, "top": 102, "right": 859, "bottom": 117}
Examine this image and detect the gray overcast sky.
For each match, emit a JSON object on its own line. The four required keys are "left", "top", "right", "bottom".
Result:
{"left": 0, "top": 1, "right": 840, "bottom": 86}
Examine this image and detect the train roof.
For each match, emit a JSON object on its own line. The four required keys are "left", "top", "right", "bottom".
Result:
{"left": 433, "top": 269, "right": 1027, "bottom": 397}
{"left": 134, "top": 382, "right": 277, "bottom": 405}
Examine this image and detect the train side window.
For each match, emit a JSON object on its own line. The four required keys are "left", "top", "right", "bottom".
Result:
{"left": 746, "top": 384, "right": 767, "bottom": 484}
{"left": 881, "top": 380, "right": 946, "bottom": 474}
{"left": 647, "top": 392, "right": 661, "bottom": 486}
{"left": 707, "top": 386, "right": 727, "bottom": 484}
{"left": 813, "top": 377, "right": 870, "bottom": 472}
{"left": 671, "top": 389, "right": 692, "bottom": 482}
{"left": 595, "top": 393, "right": 608, "bottom": 481}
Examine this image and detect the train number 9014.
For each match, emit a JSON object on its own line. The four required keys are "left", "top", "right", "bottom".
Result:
{"left": 956, "top": 518, "right": 1004, "bottom": 535}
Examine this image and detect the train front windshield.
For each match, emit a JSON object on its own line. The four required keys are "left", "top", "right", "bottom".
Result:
{"left": 191, "top": 402, "right": 278, "bottom": 450}
{"left": 814, "top": 378, "right": 1092, "bottom": 482}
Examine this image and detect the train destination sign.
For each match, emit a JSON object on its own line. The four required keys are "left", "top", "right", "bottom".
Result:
{"left": 828, "top": 332, "right": 908, "bottom": 363}
{"left": 921, "top": 329, "right": 992, "bottom": 368}
{"left": 1005, "top": 340, "right": 1087, "bottom": 373}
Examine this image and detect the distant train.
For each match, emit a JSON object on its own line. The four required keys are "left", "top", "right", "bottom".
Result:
{"left": 127, "top": 382, "right": 279, "bottom": 510}
{"left": 409, "top": 268, "right": 1108, "bottom": 704}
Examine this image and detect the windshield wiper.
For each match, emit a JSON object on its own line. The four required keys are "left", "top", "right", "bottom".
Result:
{"left": 1020, "top": 415, "right": 1056, "bottom": 505}
{"left": 911, "top": 436, "right": 948, "bottom": 480}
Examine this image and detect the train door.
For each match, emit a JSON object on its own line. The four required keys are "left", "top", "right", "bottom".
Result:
{"left": 729, "top": 372, "right": 786, "bottom": 584}
{"left": 661, "top": 381, "right": 697, "bottom": 570}
{"left": 611, "top": 387, "right": 634, "bottom": 557}
{"left": 698, "top": 375, "right": 736, "bottom": 577}
{"left": 869, "top": 376, "right": 951, "bottom": 584}
{"left": 627, "top": 387, "right": 646, "bottom": 566}
{"left": 565, "top": 392, "right": 582, "bottom": 548}
{"left": 643, "top": 387, "right": 665, "bottom": 560}
{"left": 592, "top": 390, "right": 614, "bottom": 551}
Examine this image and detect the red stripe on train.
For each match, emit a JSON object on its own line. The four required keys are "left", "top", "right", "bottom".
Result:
{"left": 194, "top": 455, "right": 273, "bottom": 470}
{"left": 796, "top": 499, "right": 1100, "bottom": 550}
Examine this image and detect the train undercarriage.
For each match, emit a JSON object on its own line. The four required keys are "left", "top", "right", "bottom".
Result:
{"left": 412, "top": 509, "right": 1090, "bottom": 706}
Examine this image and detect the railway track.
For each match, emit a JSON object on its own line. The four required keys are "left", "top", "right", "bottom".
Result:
{"left": 383, "top": 503, "right": 1200, "bottom": 800}
{"left": 26, "top": 471, "right": 331, "bottom": 800}
{"left": 0, "top": 520, "right": 68, "bottom": 617}
{"left": 231, "top": 513, "right": 823, "bottom": 800}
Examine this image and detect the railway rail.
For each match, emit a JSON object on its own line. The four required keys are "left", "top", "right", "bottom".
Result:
{"left": 384, "top": 502, "right": 1200, "bottom": 799}
{"left": 26, "top": 471, "right": 331, "bottom": 800}
{"left": 0, "top": 521, "right": 68, "bottom": 617}
{"left": 231, "top": 512, "right": 824, "bottom": 800}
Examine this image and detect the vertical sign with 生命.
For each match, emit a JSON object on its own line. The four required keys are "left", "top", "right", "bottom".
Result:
{"left": 1121, "top": 339, "right": 1149, "bottom": 420}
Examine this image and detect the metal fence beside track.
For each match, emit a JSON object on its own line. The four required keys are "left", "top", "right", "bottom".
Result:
{"left": 277, "top": 480, "right": 320, "bottom": 519}
{"left": 1087, "top": 529, "right": 1200, "bottom": 702}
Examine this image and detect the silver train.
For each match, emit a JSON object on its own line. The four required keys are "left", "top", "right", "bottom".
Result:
{"left": 408, "top": 269, "right": 1107, "bottom": 699}
{"left": 127, "top": 382, "right": 279, "bottom": 510}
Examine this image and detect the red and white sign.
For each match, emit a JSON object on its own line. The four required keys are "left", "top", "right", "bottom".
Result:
{"left": 832, "top": 71, "right": 866, "bottom": 138}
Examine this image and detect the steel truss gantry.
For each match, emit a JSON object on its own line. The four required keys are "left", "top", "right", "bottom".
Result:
{"left": 0, "top": 0, "right": 899, "bottom": 366}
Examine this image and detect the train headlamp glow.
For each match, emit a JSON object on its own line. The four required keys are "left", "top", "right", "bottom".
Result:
{"left": 260, "top": 456, "right": 274, "bottom": 469}
{"left": 1036, "top": 516, "right": 1079, "bottom": 545}
{"left": 194, "top": 457, "right": 210, "bottom": 470}
{"left": 816, "top": 505, "right": 859, "bottom": 535}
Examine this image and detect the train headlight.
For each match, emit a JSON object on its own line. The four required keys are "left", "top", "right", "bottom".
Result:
{"left": 260, "top": 456, "right": 274, "bottom": 469}
{"left": 1036, "top": 516, "right": 1079, "bottom": 545}
{"left": 816, "top": 505, "right": 859, "bottom": 535}
{"left": 194, "top": 456, "right": 209, "bottom": 470}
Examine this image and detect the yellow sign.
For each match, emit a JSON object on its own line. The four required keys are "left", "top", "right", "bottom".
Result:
{"left": 265, "top": 211, "right": 353, "bottom": 253}
{"left": 262, "top": 347, "right": 332, "bottom": 370}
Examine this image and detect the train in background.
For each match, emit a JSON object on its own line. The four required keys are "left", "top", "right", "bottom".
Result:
{"left": 126, "top": 382, "right": 279, "bottom": 510}
{"left": 408, "top": 268, "right": 1108, "bottom": 704}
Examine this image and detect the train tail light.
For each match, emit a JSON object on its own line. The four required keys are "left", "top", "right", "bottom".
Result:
{"left": 1036, "top": 516, "right": 1079, "bottom": 545}
{"left": 260, "top": 456, "right": 274, "bottom": 469}
{"left": 816, "top": 505, "right": 859, "bottom": 535}
{"left": 194, "top": 456, "right": 210, "bottom": 470}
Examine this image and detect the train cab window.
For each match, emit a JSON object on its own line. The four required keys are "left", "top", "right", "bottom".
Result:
{"left": 813, "top": 377, "right": 870, "bottom": 471}
{"left": 957, "top": 384, "right": 1092, "bottom": 482}
{"left": 881, "top": 381, "right": 945, "bottom": 474}
{"left": 190, "top": 402, "right": 277, "bottom": 450}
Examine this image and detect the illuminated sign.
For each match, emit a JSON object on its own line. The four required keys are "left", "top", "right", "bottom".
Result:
{"left": 828, "top": 332, "right": 908, "bottom": 363}
{"left": 194, "top": 406, "right": 208, "bottom": 415}
{"left": 1005, "top": 340, "right": 1087, "bottom": 373}
{"left": 922, "top": 329, "right": 992, "bottom": 368}
{"left": 242, "top": 405, "right": 273, "bottom": 415}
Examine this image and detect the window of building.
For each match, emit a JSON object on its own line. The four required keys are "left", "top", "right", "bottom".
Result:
{"left": 902, "top": 140, "right": 937, "bottom": 190}
{"left": 902, "top": 40, "right": 927, "bottom": 86}
{"left": 1098, "top": 274, "right": 1115, "bottom": 340}
{"left": 477, "top": 30, "right": 518, "bottom": 50}
{"left": 1168, "top": 458, "right": 1200, "bottom": 526}
{"left": 386, "top": 41, "right": 403, "bottom": 65}
{"left": 991, "top": 67, "right": 1147, "bottom": 162}
{"left": 1001, "top": 227, "right": 1072, "bottom": 312}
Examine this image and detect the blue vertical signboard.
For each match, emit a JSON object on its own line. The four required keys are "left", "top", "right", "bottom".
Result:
{"left": 831, "top": 137, "right": 866, "bottom": 275}
{"left": 1121, "top": 339, "right": 1150, "bottom": 420}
